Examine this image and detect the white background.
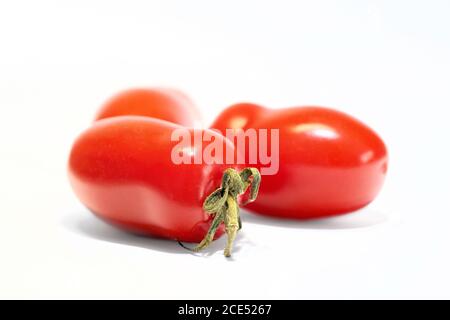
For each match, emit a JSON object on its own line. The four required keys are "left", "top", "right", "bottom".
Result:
{"left": 1, "top": 0, "right": 449, "bottom": 299}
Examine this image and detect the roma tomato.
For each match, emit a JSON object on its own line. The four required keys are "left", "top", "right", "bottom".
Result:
{"left": 68, "top": 116, "right": 260, "bottom": 256}
{"left": 211, "top": 103, "right": 388, "bottom": 219}
{"left": 94, "top": 88, "right": 201, "bottom": 127}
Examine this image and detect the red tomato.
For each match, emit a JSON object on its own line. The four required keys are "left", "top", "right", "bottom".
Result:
{"left": 69, "top": 116, "right": 232, "bottom": 242}
{"left": 94, "top": 88, "right": 201, "bottom": 127}
{"left": 211, "top": 103, "right": 388, "bottom": 219}
{"left": 69, "top": 116, "right": 261, "bottom": 257}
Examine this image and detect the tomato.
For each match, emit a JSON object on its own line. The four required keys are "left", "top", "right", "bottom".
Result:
{"left": 210, "top": 103, "right": 388, "bottom": 219}
{"left": 68, "top": 116, "right": 260, "bottom": 256}
{"left": 94, "top": 88, "right": 201, "bottom": 127}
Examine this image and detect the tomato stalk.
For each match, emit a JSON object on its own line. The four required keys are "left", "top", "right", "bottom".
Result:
{"left": 181, "top": 167, "right": 261, "bottom": 257}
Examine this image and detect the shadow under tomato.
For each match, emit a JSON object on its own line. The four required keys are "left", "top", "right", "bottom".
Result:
{"left": 61, "top": 211, "right": 245, "bottom": 256}
{"left": 241, "top": 206, "right": 388, "bottom": 230}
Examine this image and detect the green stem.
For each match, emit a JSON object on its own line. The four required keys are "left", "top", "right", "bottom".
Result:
{"left": 191, "top": 167, "right": 261, "bottom": 257}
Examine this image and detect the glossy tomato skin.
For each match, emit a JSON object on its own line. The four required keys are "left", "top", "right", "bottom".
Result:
{"left": 94, "top": 88, "right": 201, "bottom": 127}
{"left": 69, "top": 116, "right": 235, "bottom": 242}
{"left": 211, "top": 103, "right": 388, "bottom": 219}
